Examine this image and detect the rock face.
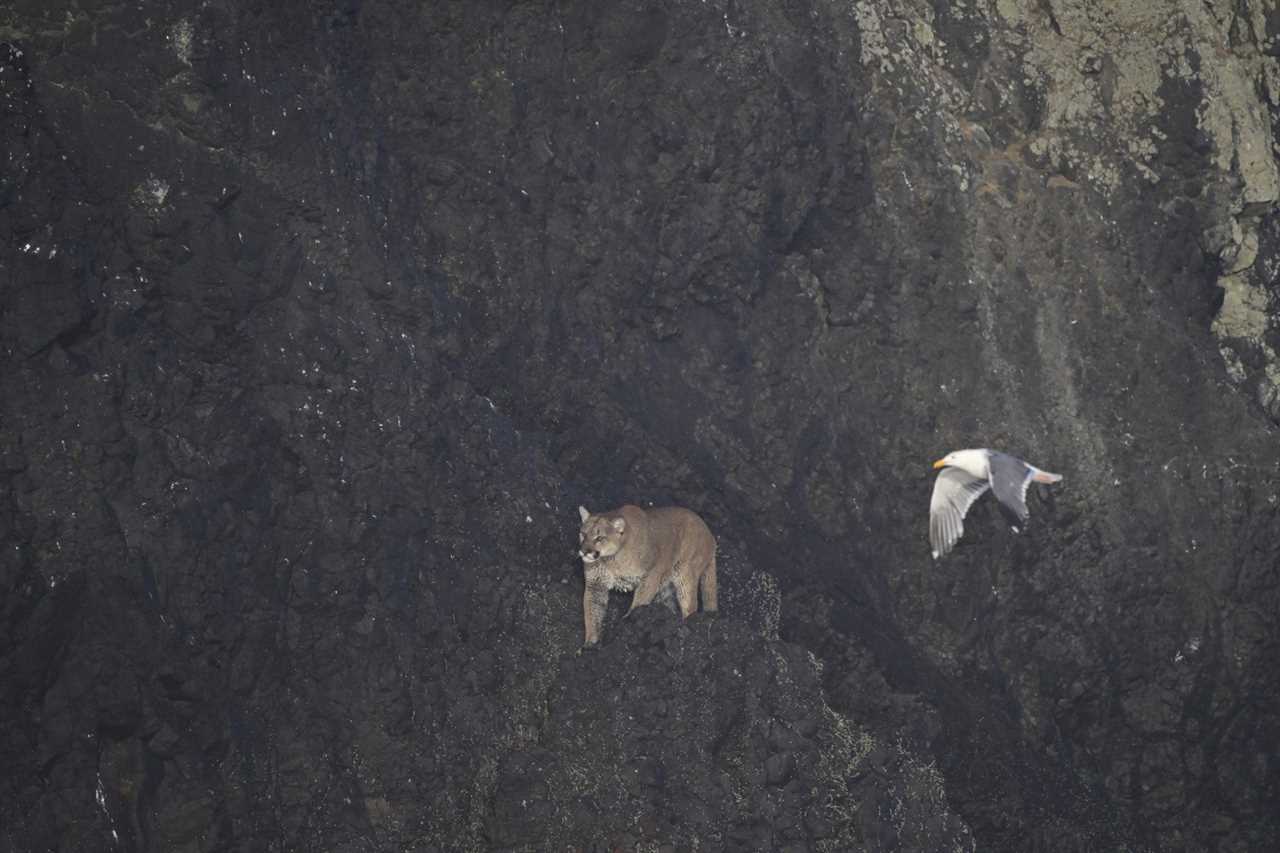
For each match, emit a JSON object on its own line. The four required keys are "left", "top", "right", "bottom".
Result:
{"left": 2, "top": 1, "right": 1279, "bottom": 851}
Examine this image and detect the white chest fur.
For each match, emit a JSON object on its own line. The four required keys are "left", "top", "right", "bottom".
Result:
{"left": 586, "top": 558, "right": 645, "bottom": 592}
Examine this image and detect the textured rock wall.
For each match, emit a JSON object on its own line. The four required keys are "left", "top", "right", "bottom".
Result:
{"left": 2, "top": 1, "right": 1279, "bottom": 851}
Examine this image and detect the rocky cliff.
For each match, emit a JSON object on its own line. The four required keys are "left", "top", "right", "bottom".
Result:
{"left": 3, "top": 1, "right": 1279, "bottom": 851}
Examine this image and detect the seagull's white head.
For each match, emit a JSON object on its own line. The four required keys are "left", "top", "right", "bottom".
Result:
{"left": 932, "top": 448, "right": 990, "bottom": 479}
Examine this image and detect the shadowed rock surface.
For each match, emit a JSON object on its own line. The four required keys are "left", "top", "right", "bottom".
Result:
{"left": 2, "top": 1, "right": 1279, "bottom": 851}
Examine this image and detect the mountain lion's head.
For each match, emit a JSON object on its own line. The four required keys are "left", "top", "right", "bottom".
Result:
{"left": 577, "top": 506, "right": 626, "bottom": 564}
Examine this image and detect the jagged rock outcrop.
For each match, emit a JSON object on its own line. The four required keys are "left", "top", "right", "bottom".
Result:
{"left": 490, "top": 606, "right": 973, "bottom": 852}
{"left": 2, "top": 1, "right": 1279, "bottom": 851}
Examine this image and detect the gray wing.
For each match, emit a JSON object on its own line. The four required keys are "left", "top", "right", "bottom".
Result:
{"left": 929, "top": 468, "right": 991, "bottom": 559}
{"left": 987, "top": 451, "right": 1034, "bottom": 530}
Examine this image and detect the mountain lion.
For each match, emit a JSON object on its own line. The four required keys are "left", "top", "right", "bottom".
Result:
{"left": 577, "top": 504, "right": 718, "bottom": 646}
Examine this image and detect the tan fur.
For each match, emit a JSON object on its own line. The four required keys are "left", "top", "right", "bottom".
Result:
{"left": 577, "top": 504, "right": 717, "bottom": 646}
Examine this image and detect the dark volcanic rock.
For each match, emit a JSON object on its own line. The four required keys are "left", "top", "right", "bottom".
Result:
{"left": 2, "top": 1, "right": 1279, "bottom": 852}
{"left": 489, "top": 606, "right": 971, "bottom": 851}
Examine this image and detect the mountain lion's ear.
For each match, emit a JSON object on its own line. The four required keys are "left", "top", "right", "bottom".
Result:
{"left": 611, "top": 517, "right": 626, "bottom": 533}
{"left": 578, "top": 506, "right": 590, "bottom": 522}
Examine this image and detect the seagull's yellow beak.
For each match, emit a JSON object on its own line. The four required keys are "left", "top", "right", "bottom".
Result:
{"left": 932, "top": 458, "right": 948, "bottom": 469}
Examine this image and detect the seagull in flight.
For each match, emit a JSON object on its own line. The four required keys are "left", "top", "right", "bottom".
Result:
{"left": 929, "top": 448, "right": 1062, "bottom": 559}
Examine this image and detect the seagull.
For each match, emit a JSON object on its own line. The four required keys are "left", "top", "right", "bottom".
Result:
{"left": 929, "top": 449, "right": 1062, "bottom": 559}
